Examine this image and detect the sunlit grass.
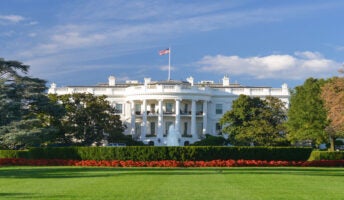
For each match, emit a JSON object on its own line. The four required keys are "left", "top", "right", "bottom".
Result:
{"left": 0, "top": 167, "right": 343, "bottom": 200}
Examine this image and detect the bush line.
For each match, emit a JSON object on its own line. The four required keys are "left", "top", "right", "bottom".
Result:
{"left": 1, "top": 146, "right": 312, "bottom": 161}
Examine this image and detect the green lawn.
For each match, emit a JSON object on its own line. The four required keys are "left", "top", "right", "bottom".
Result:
{"left": 0, "top": 167, "right": 343, "bottom": 200}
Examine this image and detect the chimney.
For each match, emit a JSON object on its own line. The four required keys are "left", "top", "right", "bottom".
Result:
{"left": 282, "top": 83, "right": 288, "bottom": 94}
{"left": 144, "top": 77, "right": 151, "bottom": 86}
{"left": 222, "top": 75, "right": 229, "bottom": 86}
{"left": 108, "top": 76, "right": 116, "bottom": 86}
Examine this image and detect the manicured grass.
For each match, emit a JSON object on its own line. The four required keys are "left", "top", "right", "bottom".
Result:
{"left": 0, "top": 167, "right": 343, "bottom": 200}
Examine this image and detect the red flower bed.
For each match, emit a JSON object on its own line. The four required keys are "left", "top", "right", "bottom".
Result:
{"left": 0, "top": 158, "right": 343, "bottom": 167}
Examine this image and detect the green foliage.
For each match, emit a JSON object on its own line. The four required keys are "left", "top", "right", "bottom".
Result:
{"left": 308, "top": 151, "right": 344, "bottom": 161}
{"left": 27, "top": 147, "right": 81, "bottom": 160}
{"left": 50, "top": 93, "right": 126, "bottom": 146}
{"left": 192, "top": 134, "right": 228, "bottom": 146}
{"left": 0, "top": 150, "right": 28, "bottom": 158}
{"left": 16, "top": 146, "right": 312, "bottom": 161}
{"left": 286, "top": 78, "right": 328, "bottom": 145}
{"left": 106, "top": 131, "right": 144, "bottom": 146}
{"left": 0, "top": 58, "right": 63, "bottom": 149}
{"left": 220, "top": 95, "right": 288, "bottom": 146}
{"left": 320, "top": 77, "right": 344, "bottom": 151}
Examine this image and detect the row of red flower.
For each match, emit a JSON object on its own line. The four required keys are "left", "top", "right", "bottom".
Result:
{"left": 0, "top": 158, "right": 343, "bottom": 167}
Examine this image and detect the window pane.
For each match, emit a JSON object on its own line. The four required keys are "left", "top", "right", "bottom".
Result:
{"left": 216, "top": 123, "right": 222, "bottom": 134}
{"left": 135, "top": 104, "right": 141, "bottom": 114}
{"left": 216, "top": 104, "right": 223, "bottom": 114}
{"left": 115, "top": 104, "right": 123, "bottom": 114}
{"left": 183, "top": 122, "right": 188, "bottom": 135}
{"left": 166, "top": 103, "right": 173, "bottom": 113}
{"left": 150, "top": 122, "right": 155, "bottom": 135}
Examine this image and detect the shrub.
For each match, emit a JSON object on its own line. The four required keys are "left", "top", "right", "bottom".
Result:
{"left": 0, "top": 150, "right": 28, "bottom": 158}
{"left": 28, "top": 147, "right": 81, "bottom": 160}
{"left": 17, "top": 146, "right": 313, "bottom": 161}
{"left": 192, "top": 134, "right": 228, "bottom": 146}
{"left": 308, "top": 151, "right": 344, "bottom": 161}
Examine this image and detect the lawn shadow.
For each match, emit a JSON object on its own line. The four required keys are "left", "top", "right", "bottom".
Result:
{"left": 0, "top": 167, "right": 343, "bottom": 179}
{"left": 0, "top": 193, "right": 70, "bottom": 199}
{"left": 217, "top": 167, "right": 344, "bottom": 177}
{"left": 0, "top": 167, "right": 118, "bottom": 179}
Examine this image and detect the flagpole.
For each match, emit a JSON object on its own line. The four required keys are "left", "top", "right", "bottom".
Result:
{"left": 168, "top": 46, "right": 171, "bottom": 81}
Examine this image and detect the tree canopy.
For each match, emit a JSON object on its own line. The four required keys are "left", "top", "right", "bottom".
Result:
{"left": 220, "top": 95, "right": 288, "bottom": 146}
{"left": 321, "top": 76, "right": 344, "bottom": 151}
{"left": 0, "top": 58, "right": 62, "bottom": 149}
{"left": 285, "top": 78, "right": 328, "bottom": 146}
{"left": 49, "top": 93, "right": 126, "bottom": 146}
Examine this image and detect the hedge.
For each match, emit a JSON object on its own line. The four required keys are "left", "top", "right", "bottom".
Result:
{"left": 0, "top": 150, "right": 28, "bottom": 159}
{"left": 0, "top": 146, "right": 313, "bottom": 161}
{"left": 308, "top": 151, "right": 344, "bottom": 161}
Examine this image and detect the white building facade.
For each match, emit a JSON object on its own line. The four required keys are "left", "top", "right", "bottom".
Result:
{"left": 48, "top": 75, "right": 290, "bottom": 146}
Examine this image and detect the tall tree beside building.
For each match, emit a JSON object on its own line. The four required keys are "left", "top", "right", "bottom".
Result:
{"left": 0, "top": 58, "right": 63, "bottom": 149}
{"left": 286, "top": 78, "right": 328, "bottom": 146}
{"left": 220, "top": 95, "right": 287, "bottom": 146}
{"left": 50, "top": 93, "right": 125, "bottom": 146}
{"left": 320, "top": 76, "right": 344, "bottom": 151}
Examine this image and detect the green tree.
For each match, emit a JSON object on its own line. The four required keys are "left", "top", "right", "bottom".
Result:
{"left": 0, "top": 58, "right": 29, "bottom": 126}
{"left": 321, "top": 76, "right": 344, "bottom": 151}
{"left": 192, "top": 134, "right": 228, "bottom": 146}
{"left": 51, "top": 93, "right": 125, "bottom": 146}
{"left": 220, "top": 95, "right": 288, "bottom": 146}
{"left": 286, "top": 78, "right": 328, "bottom": 146}
{"left": 0, "top": 58, "right": 63, "bottom": 149}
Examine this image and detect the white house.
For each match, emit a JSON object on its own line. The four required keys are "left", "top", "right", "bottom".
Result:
{"left": 48, "top": 75, "right": 290, "bottom": 146}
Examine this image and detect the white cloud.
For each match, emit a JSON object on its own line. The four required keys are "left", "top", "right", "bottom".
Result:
{"left": 159, "top": 65, "right": 175, "bottom": 71}
{"left": 198, "top": 52, "right": 340, "bottom": 80}
{"left": 51, "top": 32, "right": 106, "bottom": 47}
{"left": 0, "top": 15, "right": 25, "bottom": 24}
{"left": 28, "top": 21, "right": 38, "bottom": 25}
{"left": 28, "top": 33, "right": 37, "bottom": 37}
{"left": 335, "top": 46, "right": 344, "bottom": 51}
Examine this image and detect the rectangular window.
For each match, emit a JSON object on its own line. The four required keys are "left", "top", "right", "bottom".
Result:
{"left": 135, "top": 104, "right": 141, "bottom": 115}
{"left": 115, "top": 104, "right": 123, "bottom": 114}
{"left": 196, "top": 103, "right": 203, "bottom": 115}
{"left": 183, "top": 104, "right": 188, "bottom": 114}
{"left": 135, "top": 122, "right": 141, "bottom": 136}
{"left": 150, "top": 122, "right": 156, "bottom": 135}
{"left": 165, "top": 103, "right": 173, "bottom": 113}
{"left": 150, "top": 104, "right": 155, "bottom": 114}
{"left": 183, "top": 122, "right": 188, "bottom": 135}
{"left": 215, "top": 104, "right": 223, "bottom": 114}
{"left": 216, "top": 123, "right": 222, "bottom": 135}
{"left": 197, "top": 122, "right": 203, "bottom": 136}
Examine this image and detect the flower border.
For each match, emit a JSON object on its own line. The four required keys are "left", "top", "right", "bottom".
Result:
{"left": 1, "top": 158, "right": 343, "bottom": 167}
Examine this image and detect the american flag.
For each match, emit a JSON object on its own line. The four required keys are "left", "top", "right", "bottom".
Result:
{"left": 159, "top": 48, "right": 170, "bottom": 55}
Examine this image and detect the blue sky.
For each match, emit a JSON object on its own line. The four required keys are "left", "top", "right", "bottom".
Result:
{"left": 1, "top": 0, "right": 343, "bottom": 88}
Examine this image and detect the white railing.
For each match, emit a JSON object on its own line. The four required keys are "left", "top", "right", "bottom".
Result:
{"left": 52, "top": 85, "right": 288, "bottom": 97}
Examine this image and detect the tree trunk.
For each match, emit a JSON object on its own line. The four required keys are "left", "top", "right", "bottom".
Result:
{"left": 329, "top": 136, "right": 335, "bottom": 152}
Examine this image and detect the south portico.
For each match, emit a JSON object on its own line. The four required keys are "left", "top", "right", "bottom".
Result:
{"left": 125, "top": 95, "right": 211, "bottom": 146}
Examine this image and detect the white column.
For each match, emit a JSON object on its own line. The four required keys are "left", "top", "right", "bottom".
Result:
{"left": 130, "top": 101, "right": 135, "bottom": 135}
{"left": 175, "top": 99, "right": 181, "bottom": 132}
{"left": 202, "top": 101, "right": 208, "bottom": 135}
{"left": 141, "top": 99, "right": 147, "bottom": 139}
{"left": 191, "top": 100, "right": 196, "bottom": 138}
{"left": 157, "top": 99, "right": 163, "bottom": 139}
